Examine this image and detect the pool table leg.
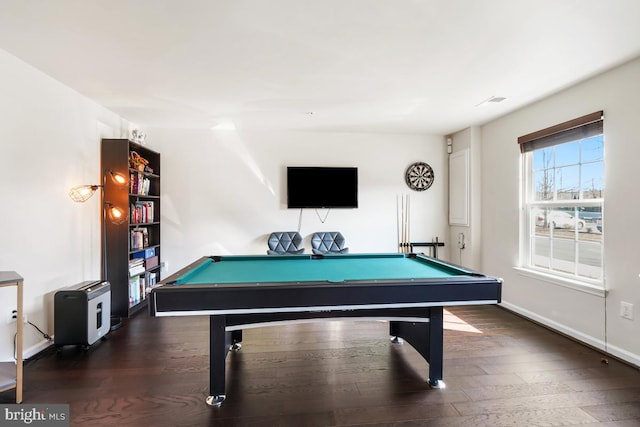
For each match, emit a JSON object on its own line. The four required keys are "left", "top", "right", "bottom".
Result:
{"left": 389, "top": 307, "right": 445, "bottom": 389}
{"left": 427, "top": 307, "right": 445, "bottom": 389}
{"left": 207, "top": 315, "right": 227, "bottom": 406}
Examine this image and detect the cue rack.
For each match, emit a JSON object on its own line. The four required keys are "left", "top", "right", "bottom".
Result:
{"left": 396, "top": 194, "right": 444, "bottom": 258}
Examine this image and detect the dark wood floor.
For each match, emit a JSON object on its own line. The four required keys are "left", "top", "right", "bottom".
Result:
{"left": 3, "top": 305, "right": 640, "bottom": 426}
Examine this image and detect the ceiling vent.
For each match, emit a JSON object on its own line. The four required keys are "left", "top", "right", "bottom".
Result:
{"left": 475, "top": 96, "right": 506, "bottom": 107}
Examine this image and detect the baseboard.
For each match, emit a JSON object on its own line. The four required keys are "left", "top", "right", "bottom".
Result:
{"left": 604, "top": 342, "right": 640, "bottom": 368}
{"left": 500, "top": 301, "right": 640, "bottom": 368}
{"left": 23, "top": 337, "right": 54, "bottom": 360}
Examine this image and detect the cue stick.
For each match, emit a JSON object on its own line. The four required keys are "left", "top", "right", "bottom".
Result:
{"left": 401, "top": 194, "right": 407, "bottom": 253}
{"left": 402, "top": 195, "right": 407, "bottom": 252}
{"left": 400, "top": 195, "right": 404, "bottom": 252}
{"left": 406, "top": 194, "right": 410, "bottom": 252}
{"left": 396, "top": 195, "right": 400, "bottom": 253}
{"left": 401, "top": 194, "right": 405, "bottom": 252}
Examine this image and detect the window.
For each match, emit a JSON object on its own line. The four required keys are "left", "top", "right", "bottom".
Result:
{"left": 519, "top": 112, "right": 604, "bottom": 284}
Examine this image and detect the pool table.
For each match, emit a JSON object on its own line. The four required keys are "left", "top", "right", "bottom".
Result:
{"left": 149, "top": 253, "right": 502, "bottom": 406}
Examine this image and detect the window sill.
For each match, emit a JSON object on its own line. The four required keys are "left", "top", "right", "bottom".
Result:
{"left": 513, "top": 267, "right": 606, "bottom": 297}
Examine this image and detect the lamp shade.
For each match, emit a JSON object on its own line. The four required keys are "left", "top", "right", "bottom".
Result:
{"left": 108, "top": 171, "right": 127, "bottom": 186}
{"left": 106, "top": 204, "right": 127, "bottom": 225}
{"left": 69, "top": 185, "right": 100, "bottom": 203}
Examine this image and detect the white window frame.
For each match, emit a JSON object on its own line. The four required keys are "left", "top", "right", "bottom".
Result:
{"left": 517, "top": 113, "right": 604, "bottom": 293}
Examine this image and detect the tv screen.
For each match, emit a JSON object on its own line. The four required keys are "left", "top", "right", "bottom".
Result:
{"left": 287, "top": 167, "right": 358, "bottom": 209}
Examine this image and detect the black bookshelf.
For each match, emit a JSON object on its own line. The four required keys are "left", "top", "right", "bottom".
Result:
{"left": 101, "top": 139, "right": 161, "bottom": 318}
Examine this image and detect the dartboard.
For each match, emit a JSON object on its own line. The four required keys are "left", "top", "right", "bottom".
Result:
{"left": 405, "top": 162, "right": 434, "bottom": 191}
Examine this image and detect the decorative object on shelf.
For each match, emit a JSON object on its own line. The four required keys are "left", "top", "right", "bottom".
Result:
{"left": 129, "top": 151, "right": 149, "bottom": 172}
{"left": 405, "top": 162, "right": 434, "bottom": 191}
{"left": 130, "top": 129, "right": 146, "bottom": 145}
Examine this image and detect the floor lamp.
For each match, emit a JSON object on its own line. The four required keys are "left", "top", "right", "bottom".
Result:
{"left": 69, "top": 170, "right": 127, "bottom": 330}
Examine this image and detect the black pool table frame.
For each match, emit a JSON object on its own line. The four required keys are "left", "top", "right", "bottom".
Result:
{"left": 149, "top": 254, "right": 502, "bottom": 406}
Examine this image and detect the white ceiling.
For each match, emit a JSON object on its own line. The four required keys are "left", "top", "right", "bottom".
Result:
{"left": 1, "top": 0, "right": 639, "bottom": 135}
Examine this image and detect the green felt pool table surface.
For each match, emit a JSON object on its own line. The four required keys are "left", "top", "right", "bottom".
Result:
{"left": 171, "top": 253, "right": 480, "bottom": 286}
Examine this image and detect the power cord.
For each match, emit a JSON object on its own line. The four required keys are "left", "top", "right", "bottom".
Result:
{"left": 13, "top": 320, "right": 53, "bottom": 361}
{"left": 27, "top": 320, "right": 52, "bottom": 342}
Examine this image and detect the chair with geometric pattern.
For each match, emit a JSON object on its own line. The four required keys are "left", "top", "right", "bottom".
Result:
{"left": 310, "top": 231, "right": 349, "bottom": 255}
{"left": 266, "top": 231, "right": 305, "bottom": 255}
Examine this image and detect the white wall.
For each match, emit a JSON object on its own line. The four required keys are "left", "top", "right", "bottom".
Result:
{"left": 0, "top": 49, "right": 130, "bottom": 360}
{"left": 148, "top": 129, "right": 449, "bottom": 274}
{"left": 448, "top": 127, "right": 483, "bottom": 269}
{"left": 480, "top": 57, "right": 640, "bottom": 366}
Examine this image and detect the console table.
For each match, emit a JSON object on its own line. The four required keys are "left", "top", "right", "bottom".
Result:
{"left": 0, "top": 272, "right": 23, "bottom": 403}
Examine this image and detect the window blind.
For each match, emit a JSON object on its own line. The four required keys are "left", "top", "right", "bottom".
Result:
{"left": 518, "top": 111, "right": 603, "bottom": 153}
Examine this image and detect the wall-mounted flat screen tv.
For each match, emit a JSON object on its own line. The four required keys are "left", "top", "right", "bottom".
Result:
{"left": 287, "top": 167, "right": 358, "bottom": 209}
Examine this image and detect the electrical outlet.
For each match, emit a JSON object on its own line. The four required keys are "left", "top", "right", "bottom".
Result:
{"left": 8, "top": 309, "right": 17, "bottom": 324}
{"left": 620, "top": 302, "right": 634, "bottom": 320}
{"left": 7, "top": 309, "right": 27, "bottom": 324}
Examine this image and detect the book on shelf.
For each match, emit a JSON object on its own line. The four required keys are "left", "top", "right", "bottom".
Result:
{"left": 130, "top": 201, "right": 154, "bottom": 224}
{"left": 145, "top": 255, "right": 159, "bottom": 269}
{"left": 129, "top": 275, "right": 143, "bottom": 306}
{"left": 130, "top": 228, "right": 149, "bottom": 250}
{"left": 128, "top": 258, "right": 146, "bottom": 276}
{"left": 132, "top": 247, "right": 156, "bottom": 259}
{"left": 129, "top": 172, "right": 151, "bottom": 196}
{"left": 129, "top": 266, "right": 145, "bottom": 277}
{"left": 129, "top": 272, "right": 159, "bottom": 306}
{"left": 147, "top": 271, "right": 158, "bottom": 287}
{"left": 145, "top": 271, "right": 159, "bottom": 294}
